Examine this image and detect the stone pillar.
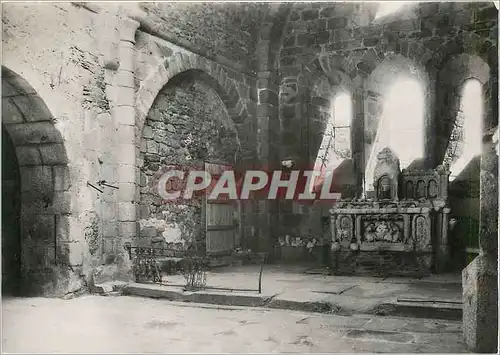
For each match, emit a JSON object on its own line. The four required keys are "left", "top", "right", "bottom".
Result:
{"left": 435, "top": 207, "right": 450, "bottom": 273}
{"left": 353, "top": 87, "right": 365, "bottom": 198}
{"left": 330, "top": 214, "right": 337, "bottom": 243}
{"left": 403, "top": 214, "right": 410, "bottom": 242}
{"left": 355, "top": 215, "right": 362, "bottom": 241}
{"left": 462, "top": 124, "right": 498, "bottom": 353}
{"left": 115, "top": 16, "right": 140, "bottom": 279}
{"left": 255, "top": 70, "right": 279, "bottom": 254}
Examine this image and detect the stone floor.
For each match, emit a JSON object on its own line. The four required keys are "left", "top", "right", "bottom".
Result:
{"left": 143, "top": 264, "right": 462, "bottom": 316}
{"left": 2, "top": 295, "right": 467, "bottom": 353}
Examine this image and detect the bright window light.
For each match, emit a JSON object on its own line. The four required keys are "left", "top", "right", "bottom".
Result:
{"left": 449, "top": 79, "right": 483, "bottom": 181}
{"left": 375, "top": 2, "right": 409, "bottom": 20}
{"left": 365, "top": 77, "right": 425, "bottom": 190}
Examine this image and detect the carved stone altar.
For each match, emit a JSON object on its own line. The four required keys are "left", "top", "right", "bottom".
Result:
{"left": 330, "top": 148, "right": 451, "bottom": 276}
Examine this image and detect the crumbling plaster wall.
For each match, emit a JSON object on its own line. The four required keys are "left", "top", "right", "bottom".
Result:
{"left": 2, "top": 2, "right": 115, "bottom": 295}
{"left": 138, "top": 73, "right": 240, "bottom": 252}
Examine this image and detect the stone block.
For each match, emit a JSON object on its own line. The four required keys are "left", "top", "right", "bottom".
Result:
{"left": 283, "top": 35, "right": 296, "bottom": 48}
{"left": 39, "top": 143, "right": 68, "bottom": 165}
{"left": 16, "top": 145, "right": 41, "bottom": 166}
{"left": 102, "top": 222, "right": 118, "bottom": 238}
{"left": 141, "top": 226, "right": 157, "bottom": 237}
{"left": 6, "top": 122, "right": 63, "bottom": 146}
{"left": 118, "top": 182, "right": 136, "bottom": 202}
{"left": 115, "top": 105, "right": 135, "bottom": 126}
{"left": 142, "top": 125, "right": 153, "bottom": 139}
{"left": 462, "top": 254, "right": 498, "bottom": 353}
{"left": 11, "top": 95, "right": 52, "bottom": 122}
{"left": 117, "top": 164, "right": 136, "bottom": 184}
{"left": 53, "top": 165, "right": 71, "bottom": 191}
{"left": 116, "top": 86, "right": 135, "bottom": 107}
{"left": 59, "top": 241, "right": 84, "bottom": 266}
{"left": 23, "top": 214, "right": 56, "bottom": 242}
{"left": 20, "top": 165, "right": 53, "bottom": 193}
{"left": 118, "top": 202, "right": 136, "bottom": 222}
{"left": 23, "top": 241, "right": 56, "bottom": 269}
{"left": 53, "top": 191, "right": 72, "bottom": 214}
{"left": 117, "top": 143, "right": 136, "bottom": 165}
{"left": 2, "top": 98, "right": 24, "bottom": 123}
{"left": 315, "top": 31, "right": 330, "bottom": 45}
{"left": 118, "top": 125, "right": 135, "bottom": 144}
{"left": 117, "top": 45, "right": 135, "bottom": 72}
{"left": 116, "top": 70, "right": 135, "bottom": 88}
{"left": 327, "top": 17, "right": 348, "bottom": 30}
{"left": 138, "top": 205, "right": 150, "bottom": 219}
{"left": 146, "top": 140, "right": 159, "bottom": 154}
{"left": 301, "top": 8, "right": 319, "bottom": 21}
{"left": 258, "top": 88, "right": 279, "bottom": 106}
{"left": 101, "top": 202, "right": 118, "bottom": 221}
{"left": 55, "top": 214, "right": 71, "bottom": 242}
{"left": 297, "top": 33, "right": 316, "bottom": 47}
{"left": 119, "top": 221, "right": 138, "bottom": 238}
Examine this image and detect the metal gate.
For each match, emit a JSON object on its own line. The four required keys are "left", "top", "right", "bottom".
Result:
{"left": 204, "top": 162, "right": 239, "bottom": 255}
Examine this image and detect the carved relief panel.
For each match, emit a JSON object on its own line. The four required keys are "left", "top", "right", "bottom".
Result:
{"left": 336, "top": 215, "right": 353, "bottom": 243}
{"left": 413, "top": 215, "right": 430, "bottom": 249}
{"left": 362, "top": 216, "right": 404, "bottom": 244}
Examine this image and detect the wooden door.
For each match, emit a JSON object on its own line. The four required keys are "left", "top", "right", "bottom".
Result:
{"left": 204, "top": 162, "right": 238, "bottom": 256}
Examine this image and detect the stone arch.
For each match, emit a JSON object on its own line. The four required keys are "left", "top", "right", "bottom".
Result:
{"left": 136, "top": 52, "right": 246, "bottom": 141}
{"left": 424, "top": 32, "right": 498, "bottom": 167}
{"left": 137, "top": 64, "right": 243, "bottom": 254}
{"left": 364, "top": 55, "right": 429, "bottom": 163}
{"left": 425, "top": 32, "right": 497, "bottom": 79}
{"left": 2, "top": 66, "right": 73, "bottom": 296}
{"left": 438, "top": 54, "right": 491, "bottom": 167}
{"left": 257, "top": 2, "right": 294, "bottom": 72}
{"left": 299, "top": 60, "right": 355, "bottom": 167}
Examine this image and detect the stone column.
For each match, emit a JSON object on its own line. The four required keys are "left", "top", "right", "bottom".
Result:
{"left": 115, "top": 16, "right": 140, "bottom": 279}
{"left": 255, "top": 70, "right": 280, "bottom": 255}
{"left": 330, "top": 214, "right": 337, "bottom": 243}
{"left": 435, "top": 207, "right": 450, "bottom": 273}
{"left": 355, "top": 215, "right": 362, "bottom": 242}
{"left": 462, "top": 120, "right": 498, "bottom": 352}
{"left": 403, "top": 214, "right": 410, "bottom": 242}
{"left": 353, "top": 87, "right": 365, "bottom": 198}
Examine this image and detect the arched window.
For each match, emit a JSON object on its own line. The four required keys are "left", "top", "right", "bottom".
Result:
{"left": 446, "top": 79, "right": 483, "bottom": 181}
{"left": 365, "top": 77, "right": 425, "bottom": 190}
{"left": 314, "top": 92, "right": 352, "bottom": 173}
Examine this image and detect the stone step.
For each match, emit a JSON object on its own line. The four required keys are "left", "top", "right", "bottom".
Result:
{"left": 372, "top": 300, "right": 462, "bottom": 321}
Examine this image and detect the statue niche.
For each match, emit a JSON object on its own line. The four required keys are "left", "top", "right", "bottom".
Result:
{"left": 377, "top": 176, "right": 392, "bottom": 200}
{"left": 373, "top": 148, "right": 400, "bottom": 201}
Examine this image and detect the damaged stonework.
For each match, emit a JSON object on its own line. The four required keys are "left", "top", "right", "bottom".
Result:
{"left": 138, "top": 208, "right": 202, "bottom": 249}
{"left": 138, "top": 71, "right": 241, "bottom": 251}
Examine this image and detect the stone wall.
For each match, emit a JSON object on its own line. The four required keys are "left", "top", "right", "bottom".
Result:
{"left": 277, "top": 2, "right": 497, "bottom": 168}
{"left": 1, "top": 1, "right": 497, "bottom": 291}
{"left": 272, "top": 1, "right": 498, "bottom": 253}
{"left": 138, "top": 3, "right": 268, "bottom": 73}
{"left": 2, "top": 2, "right": 110, "bottom": 295}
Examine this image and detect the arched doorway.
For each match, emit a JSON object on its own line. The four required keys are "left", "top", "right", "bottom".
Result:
{"left": 2, "top": 66, "right": 72, "bottom": 296}
{"left": 138, "top": 69, "right": 242, "bottom": 256}
{"left": 2, "top": 125, "right": 21, "bottom": 296}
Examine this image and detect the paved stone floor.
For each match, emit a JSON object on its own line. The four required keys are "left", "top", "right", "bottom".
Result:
{"left": 2, "top": 295, "right": 467, "bottom": 353}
